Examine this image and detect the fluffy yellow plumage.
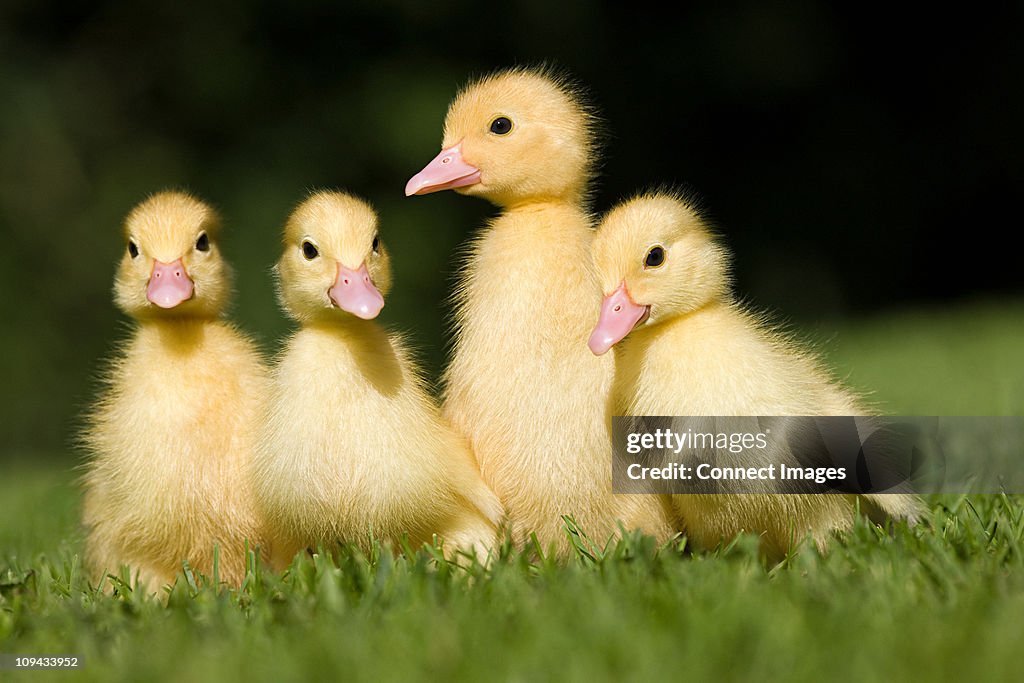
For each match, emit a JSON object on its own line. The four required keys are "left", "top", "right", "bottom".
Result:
{"left": 82, "top": 191, "right": 269, "bottom": 590}
{"left": 591, "top": 191, "right": 922, "bottom": 558}
{"left": 251, "top": 191, "right": 503, "bottom": 568}
{"left": 409, "top": 68, "right": 676, "bottom": 554}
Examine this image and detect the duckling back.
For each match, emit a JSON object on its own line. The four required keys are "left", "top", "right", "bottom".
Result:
{"left": 82, "top": 192, "right": 269, "bottom": 590}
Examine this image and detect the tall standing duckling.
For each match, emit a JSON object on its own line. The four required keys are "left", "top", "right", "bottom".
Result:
{"left": 251, "top": 191, "right": 503, "bottom": 568}
{"left": 589, "top": 191, "right": 922, "bottom": 557}
{"left": 82, "top": 191, "right": 269, "bottom": 590}
{"left": 406, "top": 67, "right": 675, "bottom": 553}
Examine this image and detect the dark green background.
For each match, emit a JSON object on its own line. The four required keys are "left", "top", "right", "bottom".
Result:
{"left": 2, "top": 2, "right": 1020, "bottom": 456}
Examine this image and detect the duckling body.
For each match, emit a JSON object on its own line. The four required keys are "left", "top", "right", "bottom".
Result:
{"left": 611, "top": 304, "right": 866, "bottom": 557}
{"left": 407, "top": 68, "right": 675, "bottom": 552}
{"left": 590, "top": 193, "right": 921, "bottom": 558}
{"left": 83, "top": 192, "right": 268, "bottom": 590}
{"left": 252, "top": 192, "right": 501, "bottom": 567}
{"left": 445, "top": 204, "right": 674, "bottom": 549}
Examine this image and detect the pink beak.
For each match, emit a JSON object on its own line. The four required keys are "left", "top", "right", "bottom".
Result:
{"left": 146, "top": 259, "right": 194, "bottom": 309}
{"left": 588, "top": 283, "right": 649, "bottom": 355}
{"left": 405, "top": 143, "right": 482, "bottom": 196}
{"left": 328, "top": 262, "right": 384, "bottom": 320}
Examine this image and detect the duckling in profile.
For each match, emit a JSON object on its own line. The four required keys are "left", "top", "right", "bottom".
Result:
{"left": 406, "top": 67, "right": 675, "bottom": 554}
{"left": 82, "top": 191, "right": 269, "bottom": 591}
{"left": 251, "top": 191, "right": 503, "bottom": 568}
{"left": 590, "top": 191, "right": 922, "bottom": 558}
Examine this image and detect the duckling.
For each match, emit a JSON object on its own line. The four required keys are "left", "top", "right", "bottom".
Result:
{"left": 589, "top": 191, "right": 922, "bottom": 558}
{"left": 82, "top": 191, "right": 269, "bottom": 591}
{"left": 251, "top": 191, "right": 503, "bottom": 568}
{"left": 406, "top": 67, "right": 675, "bottom": 553}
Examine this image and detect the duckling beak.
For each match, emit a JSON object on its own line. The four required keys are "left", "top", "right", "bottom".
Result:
{"left": 146, "top": 259, "right": 194, "bottom": 309}
{"left": 404, "top": 143, "right": 482, "bottom": 196}
{"left": 329, "top": 262, "right": 385, "bottom": 320}
{"left": 588, "top": 283, "right": 649, "bottom": 355}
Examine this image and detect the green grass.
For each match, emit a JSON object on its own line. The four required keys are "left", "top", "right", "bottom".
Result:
{"left": 820, "top": 298, "right": 1024, "bottom": 415}
{"left": 2, "top": 299, "right": 1023, "bottom": 682}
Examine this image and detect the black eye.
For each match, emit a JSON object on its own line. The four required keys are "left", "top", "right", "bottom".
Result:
{"left": 489, "top": 116, "right": 513, "bottom": 135}
{"left": 302, "top": 241, "right": 319, "bottom": 260}
{"left": 644, "top": 246, "right": 665, "bottom": 269}
{"left": 128, "top": 241, "right": 139, "bottom": 259}
{"left": 195, "top": 233, "right": 210, "bottom": 252}
{"left": 372, "top": 235, "right": 380, "bottom": 254}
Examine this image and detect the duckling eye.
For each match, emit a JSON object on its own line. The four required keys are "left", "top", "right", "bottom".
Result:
{"left": 372, "top": 235, "right": 380, "bottom": 254}
{"left": 127, "top": 241, "right": 139, "bottom": 259}
{"left": 644, "top": 246, "right": 666, "bottom": 269}
{"left": 195, "top": 233, "right": 210, "bottom": 252}
{"left": 301, "top": 241, "right": 319, "bottom": 260}
{"left": 489, "top": 116, "right": 513, "bottom": 135}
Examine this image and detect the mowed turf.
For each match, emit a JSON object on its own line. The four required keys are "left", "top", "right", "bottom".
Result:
{"left": 1, "top": 299, "right": 1022, "bottom": 682}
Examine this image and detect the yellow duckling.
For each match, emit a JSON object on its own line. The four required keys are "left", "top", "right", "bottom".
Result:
{"left": 406, "top": 67, "right": 675, "bottom": 553}
{"left": 82, "top": 191, "right": 269, "bottom": 590}
{"left": 251, "top": 191, "right": 503, "bottom": 568}
{"left": 589, "top": 191, "right": 922, "bottom": 558}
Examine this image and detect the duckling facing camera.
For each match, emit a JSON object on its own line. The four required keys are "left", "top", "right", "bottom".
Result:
{"left": 82, "top": 191, "right": 270, "bottom": 591}
{"left": 590, "top": 192, "right": 922, "bottom": 558}
{"left": 251, "top": 191, "right": 503, "bottom": 567}
{"left": 406, "top": 67, "right": 675, "bottom": 554}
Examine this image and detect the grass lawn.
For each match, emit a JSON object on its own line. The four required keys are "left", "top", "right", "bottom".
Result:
{"left": 2, "top": 299, "right": 1022, "bottom": 682}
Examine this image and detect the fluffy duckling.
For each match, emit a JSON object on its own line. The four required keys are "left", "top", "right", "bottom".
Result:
{"left": 590, "top": 192, "right": 922, "bottom": 558}
{"left": 251, "top": 191, "right": 503, "bottom": 568}
{"left": 406, "top": 67, "right": 675, "bottom": 553}
{"left": 82, "top": 191, "right": 269, "bottom": 590}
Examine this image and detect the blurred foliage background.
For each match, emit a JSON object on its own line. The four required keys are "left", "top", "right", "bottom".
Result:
{"left": 1, "top": 1, "right": 1020, "bottom": 459}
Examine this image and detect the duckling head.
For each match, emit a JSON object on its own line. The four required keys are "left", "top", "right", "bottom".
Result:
{"left": 405, "top": 67, "right": 598, "bottom": 207}
{"left": 114, "top": 191, "right": 231, "bottom": 319}
{"left": 588, "top": 192, "right": 731, "bottom": 355}
{"left": 276, "top": 191, "right": 391, "bottom": 322}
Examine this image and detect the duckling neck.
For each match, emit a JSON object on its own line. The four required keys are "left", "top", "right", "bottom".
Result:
{"left": 619, "top": 301, "right": 729, "bottom": 356}
{"left": 502, "top": 194, "right": 585, "bottom": 214}
{"left": 305, "top": 315, "right": 384, "bottom": 336}
{"left": 297, "top": 316, "right": 404, "bottom": 397}
{"left": 136, "top": 317, "right": 211, "bottom": 354}
{"left": 302, "top": 316, "right": 396, "bottom": 364}
{"left": 611, "top": 302, "right": 732, "bottom": 415}
{"left": 487, "top": 199, "right": 591, "bottom": 242}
